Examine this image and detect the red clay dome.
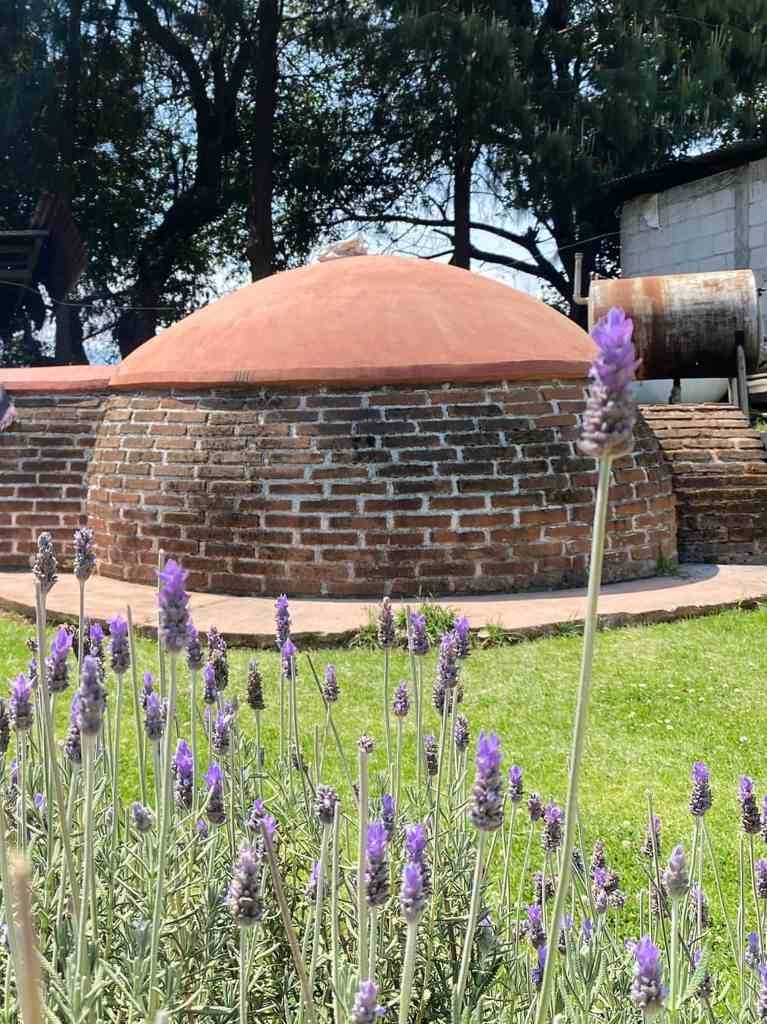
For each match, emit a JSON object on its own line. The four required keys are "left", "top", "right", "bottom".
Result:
{"left": 110, "top": 255, "right": 595, "bottom": 389}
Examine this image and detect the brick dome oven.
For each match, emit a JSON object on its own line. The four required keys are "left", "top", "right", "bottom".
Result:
{"left": 2, "top": 256, "right": 677, "bottom": 596}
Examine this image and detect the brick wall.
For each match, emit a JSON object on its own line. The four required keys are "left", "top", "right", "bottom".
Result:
{"left": 640, "top": 403, "right": 767, "bottom": 563}
{"left": 82, "top": 382, "right": 676, "bottom": 597}
{"left": 0, "top": 392, "right": 108, "bottom": 569}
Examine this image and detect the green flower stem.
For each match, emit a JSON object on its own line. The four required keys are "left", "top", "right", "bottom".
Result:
{"left": 111, "top": 672, "right": 124, "bottom": 857}
{"left": 357, "top": 746, "right": 370, "bottom": 982}
{"left": 415, "top": 660, "right": 424, "bottom": 793}
{"left": 368, "top": 908, "right": 378, "bottom": 984}
{"left": 127, "top": 607, "right": 148, "bottom": 806}
{"left": 239, "top": 927, "right": 248, "bottom": 1024}
{"left": 330, "top": 801, "right": 342, "bottom": 1024}
{"left": 260, "top": 821, "right": 317, "bottom": 1024}
{"left": 279, "top": 668, "right": 285, "bottom": 765}
{"left": 669, "top": 896, "right": 680, "bottom": 1020}
{"left": 190, "top": 669, "right": 199, "bottom": 809}
{"left": 147, "top": 653, "right": 178, "bottom": 1015}
{"left": 76, "top": 735, "right": 96, "bottom": 1007}
{"left": 0, "top": 802, "right": 21, "bottom": 988}
{"left": 533, "top": 454, "right": 613, "bottom": 1024}
{"left": 308, "top": 822, "right": 330, "bottom": 995}
{"left": 452, "top": 830, "right": 487, "bottom": 1024}
{"left": 152, "top": 743, "right": 162, "bottom": 811}
{"left": 501, "top": 804, "right": 518, "bottom": 927}
{"left": 255, "top": 709, "right": 262, "bottom": 798}
{"left": 33, "top": 592, "right": 51, "bottom": 845}
{"left": 395, "top": 718, "right": 403, "bottom": 812}
{"left": 749, "top": 835, "right": 764, "bottom": 959}
{"left": 17, "top": 732, "right": 26, "bottom": 853}
{"left": 399, "top": 919, "right": 420, "bottom": 1024}
{"left": 512, "top": 822, "right": 535, "bottom": 946}
{"left": 156, "top": 550, "right": 167, "bottom": 701}
{"left": 383, "top": 647, "right": 392, "bottom": 782}
{"left": 78, "top": 580, "right": 85, "bottom": 665}
{"left": 703, "top": 819, "right": 738, "bottom": 966}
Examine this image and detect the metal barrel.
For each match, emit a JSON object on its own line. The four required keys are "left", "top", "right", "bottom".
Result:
{"left": 588, "top": 270, "right": 761, "bottom": 379}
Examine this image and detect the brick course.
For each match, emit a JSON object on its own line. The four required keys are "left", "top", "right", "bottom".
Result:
{"left": 1, "top": 382, "right": 677, "bottom": 596}
{"left": 640, "top": 403, "right": 767, "bottom": 564}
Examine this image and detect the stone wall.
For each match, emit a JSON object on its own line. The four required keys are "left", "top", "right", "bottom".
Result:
{"left": 0, "top": 392, "right": 107, "bottom": 570}
{"left": 83, "top": 382, "right": 676, "bottom": 596}
{"left": 640, "top": 404, "right": 767, "bottom": 563}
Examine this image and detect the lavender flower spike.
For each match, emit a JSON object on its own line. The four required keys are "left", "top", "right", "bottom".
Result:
{"left": 423, "top": 734, "right": 438, "bottom": 777}
{"left": 436, "top": 631, "right": 459, "bottom": 689}
{"left": 351, "top": 980, "right": 385, "bottom": 1023}
{"left": 453, "top": 713, "right": 469, "bottom": 752}
{"left": 132, "top": 802, "right": 154, "bottom": 834}
{"left": 739, "top": 775, "right": 762, "bottom": 834}
{"left": 758, "top": 965, "right": 767, "bottom": 1020}
{"left": 144, "top": 692, "right": 166, "bottom": 743}
{"left": 508, "top": 765, "right": 523, "bottom": 803}
{"left": 32, "top": 531, "right": 58, "bottom": 594}
{"left": 756, "top": 860, "right": 767, "bottom": 900}
{"left": 281, "top": 638, "right": 297, "bottom": 677}
{"left": 578, "top": 306, "right": 638, "bottom": 458}
{"left": 76, "top": 655, "right": 106, "bottom": 736}
{"left": 453, "top": 615, "right": 471, "bottom": 657}
{"left": 275, "top": 594, "right": 290, "bottom": 648}
{"left": 377, "top": 596, "right": 394, "bottom": 647}
{"left": 364, "top": 821, "right": 390, "bottom": 908}
{"left": 202, "top": 662, "right": 217, "bottom": 704}
{"left": 47, "top": 625, "right": 73, "bottom": 694}
{"left": 630, "top": 936, "right": 667, "bottom": 1018}
{"left": 531, "top": 945, "right": 547, "bottom": 990}
{"left": 662, "top": 845, "right": 689, "bottom": 899}
{"left": 400, "top": 860, "right": 426, "bottom": 923}
{"left": 172, "top": 738, "right": 194, "bottom": 809}
{"left": 0, "top": 701, "right": 8, "bottom": 755}
{"left": 10, "top": 671, "right": 35, "bottom": 729}
{"left": 108, "top": 615, "right": 130, "bottom": 676}
{"left": 157, "top": 558, "right": 191, "bottom": 653}
{"left": 186, "top": 624, "right": 204, "bottom": 673}
{"left": 542, "top": 802, "right": 564, "bottom": 852}
{"left": 322, "top": 664, "right": 339, "bottom": 704}
{"left": 689, "top": 762, "right": 712, "bottom": 817}
{"left": 246, "top": 659, "right": 264, "bottom": 711}
{"left": 314, "top": 784, "right": 339, "bottom": 826}
{"left": 204, "top": 762, "right": 226, "bottom": 826}
{"left": 392, "top": 681, "right": 410, "bottom": 718}
{"left": 227, "top": 845, "right": 263, "bottom": 928}
{"left": 469, "top": 731, "right": 504, "bottom": 832}
{"left": 73, "top": 527, "right": 96, "bottom": 582}
{"left": 747, "top": 931, "right": 761, "bottom": 970}
{"left": 408, "top": 612, "right": 429, "bottom": 656}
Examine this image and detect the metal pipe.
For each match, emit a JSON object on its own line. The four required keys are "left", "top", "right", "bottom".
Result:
{"left": 572, "top": 252, "right": 588, "bottom": 306}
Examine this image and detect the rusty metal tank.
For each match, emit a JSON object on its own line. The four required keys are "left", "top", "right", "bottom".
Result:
{"left": 588, "top": 270, "right": 762, "bottom": 379}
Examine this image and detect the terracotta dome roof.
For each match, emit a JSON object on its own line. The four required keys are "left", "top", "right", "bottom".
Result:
{"left": 110, "top": 255, "right": 595, "bottom": 389}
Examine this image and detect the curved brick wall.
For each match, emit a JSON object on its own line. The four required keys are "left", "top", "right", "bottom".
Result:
{"left": 78, "top": 381, "right": 676, "bottom": 597}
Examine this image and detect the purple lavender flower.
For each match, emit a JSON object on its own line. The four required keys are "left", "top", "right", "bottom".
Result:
{"left": 453, "top": 713, "right": 469, "bottom": 752}
{"left": 315, "top": 785, "right": 339, "bottom": 826}
{"left": 0, "top": 700, "right": 8, "bottom": 755}
{"left": 689, "top": 762, "right": 712, "bottom": 817}
{"left": 542, "top": 802, "right": 564, "bottom": 852}
{"left": 578, "top": 307, "right": 638, "bottom": 458}
{"left": 281, "top": 639, "right": 297, "bottom": 677}
{"left": 534, "top": 871, "right": 555, "bottom": 906}
{"left": 76, "top": 655, "right": 106, "bottom": 736}
{"left": 423, "top": 734, "right": 438, "bottom": 777}
{"left": 144, "top": 692, "right": 166, "bottom": 743}
{"left": 47, "top": 625, "right": 72, "bottom": 694}
{"left": 527, "top": 792, "right": 544, "bottom": 823}
{"left": 108, "top": 615, "right": 130, "bottom": 676}
{"left": 408, "top": 612, "right": 429, "bottom": 656}
{"left": 365, "top": 821, "right": 390, "bottom": 907}
{"left": 757, "top": 861, "right": 767, "bottom": 900}
{"left": 157, "top": 558, "right": 191, "bottom": 653}
{"left": 739, "top": 775, "right": 762, "bottom": 834}
{"left": 747, "top": 931, "right": 761, "bottom": 970}
{"left": 196, "top": 818, "right": 209, "bottom": 840}
{"left": 581, "top": 918, "right": 593, "bottom": 944}
{"left": 172, "top": 739, "right": 194, "bottom": 810}
{"left": 662, "top": 845, "right": 689, "bottom": 899}
{"left": 382, "top": 794, "right": 395, "bottom": 838}
{"left": 693, "top": 948, "right": 713, "bottom": 1001}
{"left": 87, "top": 622, "right": 105, "bottom": 664}
{"left": 9, "top": 674, "right": 34, "bottom": 732}
{"left": 641, "top": 814, "right": 662, "bottom": 858}
{"left": 73, "top": 527, "right": 96, "bottom": 583}
{"left": 405, "top": 822, "right": 431, "bottom": 896}
{"left": 323, "top": 664, "right": 339, "bottom": 704}
{"left": 202, "top": 662, "right": 217, "bottom": 704}
{"left": 63, "top": 694, "right": 82, "bottom": 764}
{"left": 275, "top": 594, "right": 290, "bottom": 648}
{"left": 630, "top": 936, "right": 667, "bottom": 1018}
{"left": 132, "top": 802, "right": 154, "bottom": 834}
{"left": 32, "top": 532, "right": 57, "bottom": 595}
{"left": 245, "top": 797, "right": 267, "bottom": 833}
{"left": 400, "top": 860, "right": 426, "bottom": 923}
{"left": 186, "top": 624, "right": 204, "bottom": 673}
{"left": 140, "top": 672, "right": 154, "bottom": 710}
{"left": 33, "top": 792, "right": 47, "bottom": 823}
{"left": 453, "top": 615, "right": 470, "bottom": 657}
{"left": 212, "top": 711, "right": 233, "bottom": 756}
{"left": 244, "top": 659, "right": 264, "bottom": 712}
{"left": 207, "top": 627, "right": 228, "bottom": 691}
{"left": 204, "top": 763, "right": 226, "bottom": 826}
{"left": 507, "top": 765, "right": 523, "bottom": 803}
{"left": 377, "top": 597, "right": 394, "bottom": 648}
{"left": 392, "top": 681, "right": 409, "bottom": 718}
{"left": 591, "top": 840, "right": 606, "bottom": 876}
{"left": 531, "top": 944, "right": 547, "bottom": 990}
{"left": 351, "top": 980, "right": 385, "bottom": 1023}
{"left": 227, "top": 845, "right": 263, "bottom": 927}
{"left": 357, "top": 734, "right": 374, "bottom": 754}
{"left": 8, "top": 760, "right": 17, "bottom": 789}
{"left": 470, "top": 731, "right": 504, "bottom": 832}
{"left": 759, "top": 965, "right": 767, "bottom": 1021}
{"left": 436, "top": 631, "right": 459, "bottom": 690}
{"left": 527, "top": 904, "right": 546, "bottom": 949}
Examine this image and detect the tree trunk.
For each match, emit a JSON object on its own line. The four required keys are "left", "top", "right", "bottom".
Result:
{"left": 450, "top": 144, "right": 473, "bottom": 269}
{"left": 247, "top": 0, "right": 280, "bottom": 282}
{"left": 54, "top": 305, "right": 87, "bottom": 364}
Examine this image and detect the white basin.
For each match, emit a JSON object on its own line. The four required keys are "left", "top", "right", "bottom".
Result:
{"left": 631, "top": 378, "right": 729, "bottom": 404}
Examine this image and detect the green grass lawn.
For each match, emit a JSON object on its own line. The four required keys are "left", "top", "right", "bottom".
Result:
{"left": 0, "top": 602, "right": 764, "bottom": 955}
